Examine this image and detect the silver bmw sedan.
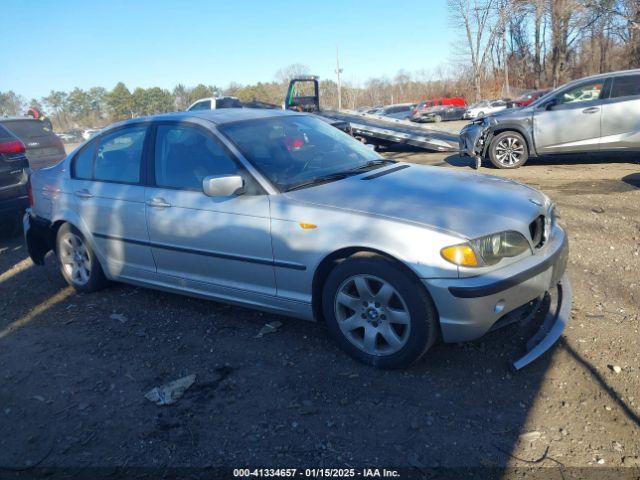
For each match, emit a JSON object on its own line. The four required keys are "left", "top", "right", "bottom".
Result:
{"left": 24, "top": 109, "right": 571, "bottom": 369}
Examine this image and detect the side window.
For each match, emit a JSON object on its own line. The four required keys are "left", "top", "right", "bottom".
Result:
{"left": 556, "top": 81, "right": 604, "bottom": 105}
{"left": 94, "top": 127, "right": 146, "bottom": 183}
{"left": 73, "top": 144, "right": 94, "bottom": 179}
{"left": 154, "top": 125, "right": 240, "bottom": 190}
{"left": 610, "top": 75, "right": 640, "bottom": 99}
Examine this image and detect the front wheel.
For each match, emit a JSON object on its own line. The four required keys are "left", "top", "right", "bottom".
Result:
{"left": 433, "top": 115, "right": 442, "bottom": 123}
{"left": 322, "top": 254, "right": 438, "bottom": 369}
{"left": 488, "top": 131, "right": 529, "bottom": 168}
{"left": 56, "top": 223, "right": 108, "bottom": 293}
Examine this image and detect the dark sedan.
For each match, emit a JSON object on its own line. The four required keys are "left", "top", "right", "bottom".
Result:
{"left": 410, "top": 105, "right": 467, "bottom": 123}
{"left": 0, "top": 117, "right": 66, "bottom": 170}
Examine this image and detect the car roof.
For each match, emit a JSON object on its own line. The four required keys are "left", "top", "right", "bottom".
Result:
{"left": 103, "top": 108, "right": 301, "bottom": 131}
{"left": 557, "top": 68, "right": 640, "bottom": 89}
{"left": 382, "top": 103, "right": 414, "bottom": 108}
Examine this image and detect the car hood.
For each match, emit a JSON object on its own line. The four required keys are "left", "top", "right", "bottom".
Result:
{"left": 285, "top": 163, "right": 548, "bottom": 240}
{"left": 486, "top": 106, "right": 533, "bottom": 122}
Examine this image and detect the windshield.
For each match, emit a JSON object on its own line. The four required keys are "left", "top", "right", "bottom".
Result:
{"left": 219, "top": 115, "right": 385, "bottom": 191}
{"left": 529, "top": 88, "right": 558, "bottom": 108}
{"left": 470, "top": 101, "right": 489, "bottom": 109}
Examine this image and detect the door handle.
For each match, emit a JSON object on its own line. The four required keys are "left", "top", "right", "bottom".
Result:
{"left": 74, "top": 189, "right": 93, "bottom": 199}
{"left": 146, "top": 197, "right": 171, "bottom": 208}
{"left": 582, "top": 107, "right": 600, "bottom": 114}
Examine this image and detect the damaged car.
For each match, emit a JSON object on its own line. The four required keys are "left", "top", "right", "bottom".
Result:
{"left": 24, "top": 108, "right": 570, "bottom": 369}
{"left": 460, "top": 69, "right": 640, "bottom": 168}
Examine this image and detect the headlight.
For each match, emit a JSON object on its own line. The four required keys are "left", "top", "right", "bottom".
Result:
{"left": 441, "top": 231, "right": 531, "bottom": 267}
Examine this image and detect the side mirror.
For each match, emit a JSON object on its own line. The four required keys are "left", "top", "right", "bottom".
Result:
{"left": 203, "top": 175, "right": 245, "bottom": 197}
{"left": 544, "top": 99, "right": 558, "bottom": 111}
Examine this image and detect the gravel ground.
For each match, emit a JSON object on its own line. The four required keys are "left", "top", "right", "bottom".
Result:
{"left": 0, "top": 149, "right": 638, "bottom": 479}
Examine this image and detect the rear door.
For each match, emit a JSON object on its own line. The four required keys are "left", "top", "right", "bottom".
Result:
{"left": 599, "top": 73, "right": 640, "bottom": 151}
{"left": 1, "top": 119, "right": 65, "bottom": 169}
{"left": 533, "top": 79, "right": 606, "bottom": 154}
{"left": 70, "top": 125, "right": 156, "bottom": 277}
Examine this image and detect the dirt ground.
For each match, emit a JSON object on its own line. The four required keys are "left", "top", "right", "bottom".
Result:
{"left": 0, "top": 148, "right": 639, "bottom": 479}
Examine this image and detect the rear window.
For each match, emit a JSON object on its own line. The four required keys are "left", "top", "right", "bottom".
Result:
{"left": 0, "top": 124, "right": 16, "bottom": 142}
{"left": 216, "top": 97, "right": 242, "bottom": 109}
{"left": 611, "top": 75, "right": 640, "bottom": 99}
{"left": 2, "top": 120, "right": 52, "bottom": 139}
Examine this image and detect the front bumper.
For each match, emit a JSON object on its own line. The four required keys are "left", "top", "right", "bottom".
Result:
{"left": 459, "top": 123, "right": 489, "bottom": 157}
{"left": 424, "top": 228, "right": 571, "bottom": 369}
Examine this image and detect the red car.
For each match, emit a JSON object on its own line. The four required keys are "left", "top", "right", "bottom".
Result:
{"left": 411, "top": 96, "right": 466, "bottom": 116}
{"left": 513, "top": 89, "right": 550, "bottom": 107}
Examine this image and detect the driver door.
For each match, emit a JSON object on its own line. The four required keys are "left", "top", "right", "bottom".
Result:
{"left": 144, "top": 122, "right": 275, "bottom": 296}
{"left": 533, "top": 79, "right": 606, "bottom": 154}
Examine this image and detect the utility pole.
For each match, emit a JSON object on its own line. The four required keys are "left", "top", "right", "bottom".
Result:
{"left": 501, "top": 0, "right": 510, "bottom": 98}
{"left": 335, "top": 45, "right": 343, "bottom": 110}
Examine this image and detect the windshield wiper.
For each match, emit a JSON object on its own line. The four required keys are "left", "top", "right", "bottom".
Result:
{"left": 284, "top": 159, "right": 397, "bottom": 192}
{"left": 348, "top": 158, "right": 397, "bottom": 172}
{"left": 285, "top": 172, "right": 354, "bottom": 192}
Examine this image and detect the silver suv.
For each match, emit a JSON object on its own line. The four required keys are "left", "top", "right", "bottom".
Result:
{"left": 460, "top": 69, "right": 640, "bottom": 168}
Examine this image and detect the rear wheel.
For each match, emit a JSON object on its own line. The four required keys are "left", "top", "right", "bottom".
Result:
{"left": 488, "top": 131, "right": 529, "bottom": 168}
{"left": 433, "top": 115, "right": 442, "bottom": 123}
{"left": 322, "top": 253, "right": 438, "bottom": 369}
{"left": 56, "top": 224, "right": 108, "bottom": 293}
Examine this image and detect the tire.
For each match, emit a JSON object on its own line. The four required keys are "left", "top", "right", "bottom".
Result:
{"left": 56, "top": 223, "right": 108, "bottom": 293}
{"left": 433, "top": 115, "right": 442, "bottom": 123}
{"left": 488, "top": 131, "right": 529, "bottom": 168}
{"left": 322, "top": 253, "right": 438, "bottom": 369}
{"left": 478, "top": 111, "right": 485, "bottom": 118}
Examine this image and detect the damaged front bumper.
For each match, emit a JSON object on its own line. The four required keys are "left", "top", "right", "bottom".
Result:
{"left": 425, "top": 227, "right": 571, "bottom": 370}
{"left": 459, "top": 121, "right": 492, "bottom": 158}
{"left": 511, "top": 275, "right": 572, "bottom": 370}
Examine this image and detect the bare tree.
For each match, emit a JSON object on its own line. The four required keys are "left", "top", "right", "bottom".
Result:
{"left": 274, "top": 64, "right": 311, "bottom": 84}
{"left": 449, "top": 0, "right": 505, "bottom": 100}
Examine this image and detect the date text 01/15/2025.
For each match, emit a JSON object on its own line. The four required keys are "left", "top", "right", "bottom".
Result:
{"left": 233, "top": 468, "right": 400, "bottom": 478}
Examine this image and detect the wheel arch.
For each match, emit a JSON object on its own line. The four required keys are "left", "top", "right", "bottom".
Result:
{"left": 484, "top": 124, "right": 536, "bottom": 158}
{"left": 311, "top": 246, "right": 432, "bottom": 323}
{"left": 48, "top": 214, "right": 105, "bottom": 271}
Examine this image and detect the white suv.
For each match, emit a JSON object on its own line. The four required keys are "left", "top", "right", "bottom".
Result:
{"left": 186, "top": 96, "right": 242, "bottom": 111}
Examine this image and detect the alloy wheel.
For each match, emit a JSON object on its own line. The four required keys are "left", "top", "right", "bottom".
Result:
{"left": 495, "top": 136, "right": 525, "bottom": 166}
{"left": 334, "top": 274, "right": 411, "bottom": 356}
{"left": 59, "top": 232, "right": 91, "bottom": 286}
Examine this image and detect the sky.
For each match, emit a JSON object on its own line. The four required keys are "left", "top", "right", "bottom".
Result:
{"left": 0, "top": 0, "right": 456, "bottom": 100}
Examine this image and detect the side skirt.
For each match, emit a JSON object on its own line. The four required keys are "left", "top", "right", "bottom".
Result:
{"left": 107, "top": 265, "right": 315, "bottom": 322}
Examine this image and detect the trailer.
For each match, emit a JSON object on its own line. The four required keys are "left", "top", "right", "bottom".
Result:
{"left": 284, "top": 76, "right": 460, "bottom": 153}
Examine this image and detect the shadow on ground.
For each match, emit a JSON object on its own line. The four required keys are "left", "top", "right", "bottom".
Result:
{"left": 0, "top": 232, "right": 564, "bottom": 478}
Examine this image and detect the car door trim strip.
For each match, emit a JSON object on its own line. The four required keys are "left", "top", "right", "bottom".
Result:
{"left": 92, "top": 233, "right": 306, "bottom": 271}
